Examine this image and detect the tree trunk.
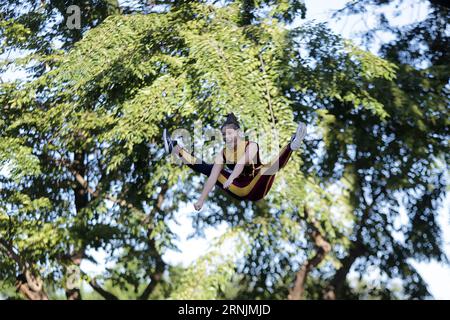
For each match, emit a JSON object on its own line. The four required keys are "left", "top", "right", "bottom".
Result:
{"left": 1, "top": 239, "right": 48, "bottom": 300}
{"left": 66, "top": 150, "right": 89, "bottom": 300}
{"left": 16, "top": 271, "right": 48, "bottom": 300}
{"left": 288, "top": 206, "right": 331, "bottom": 300}
{"left": 139, "top": 185, "right": 168, "bottom": 300}
{"left": 65, "top": 252, "right": 83, "bottom": 300}
{"left": 323, "top": 241, "right": 365, "bottom": 300}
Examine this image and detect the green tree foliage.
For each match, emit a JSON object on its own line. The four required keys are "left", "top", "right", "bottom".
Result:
{"left": 315, "top": 0, "right": 449, "bottom": 299}
{"left": 0, "top": 1, "right": 448, "bottom": 300}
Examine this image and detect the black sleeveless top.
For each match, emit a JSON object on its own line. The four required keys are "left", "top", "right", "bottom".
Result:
{"left": 222, "top": 140, "right": 263, "bottom": 177}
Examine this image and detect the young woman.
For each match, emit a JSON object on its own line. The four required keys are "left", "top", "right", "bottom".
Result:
{"left": 163, "top": 113, "right": 307, "bottom": 211}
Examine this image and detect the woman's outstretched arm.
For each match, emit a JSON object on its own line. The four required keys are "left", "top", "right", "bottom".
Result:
{"left": 194, "top": 152, "right": 224, "bottom": 211}
{"left": 223, "top": 142, "right": 258, "bottom": 189}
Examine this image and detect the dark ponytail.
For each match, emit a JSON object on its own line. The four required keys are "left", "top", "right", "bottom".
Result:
{"left": 221, "top": 112, "right": 240, "bottom": 130}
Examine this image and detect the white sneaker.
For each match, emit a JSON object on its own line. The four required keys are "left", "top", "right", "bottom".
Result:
{"left": 163, "top": 128, "right": 175, "bottom": 154}
{"left": 290, "top": 122, "right": 307, "bottom": 150}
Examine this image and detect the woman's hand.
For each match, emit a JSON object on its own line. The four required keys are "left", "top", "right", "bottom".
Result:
{"left": 223, "top": 177, "right": 234, "bottom": 189}
{"left": 194, "top": 198, "right": 204, "bottom": 211}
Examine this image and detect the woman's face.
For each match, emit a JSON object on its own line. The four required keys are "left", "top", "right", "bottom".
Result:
{"left": 221, "top": 126, "right": 239, "bottom": 145}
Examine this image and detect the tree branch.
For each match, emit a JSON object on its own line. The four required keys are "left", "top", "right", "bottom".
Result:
{"left": 322, "top": 189, "right": 381, "bottom": 299}
{"left": 323, "top": 240, "right": 364, "bottom": 300}
{"left": 88, "top": 277, "right": 119, "bottom": 300}
{"left": 0, "top": 239, "right": 48, "bottom": 300}
{"left": 0, "top": 238, "right": 23, "bottom": 269}
{"left": 44, "top": 154, "right": 145, "bottom": 217}
{"left": 139, "top": 184, "right": 169, "bottom": 300}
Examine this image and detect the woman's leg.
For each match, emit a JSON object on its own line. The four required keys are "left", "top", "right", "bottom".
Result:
{"left": 174, "top": 145, "right": 215, "bottom": 176}
{"left": 259, "top": 142, "right": 293, "bottom": 176}
{"left": 244, "top": 122, "right": 306, "bottom": 199}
